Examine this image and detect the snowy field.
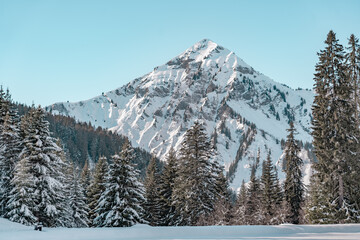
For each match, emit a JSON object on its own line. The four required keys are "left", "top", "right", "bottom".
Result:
{"left": 2, "top": 218, "right": 360, "bottom": 240}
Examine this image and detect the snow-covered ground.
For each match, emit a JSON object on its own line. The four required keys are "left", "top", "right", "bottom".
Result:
{"left": 2, "top": 218, "right": 360, "bottom": 240}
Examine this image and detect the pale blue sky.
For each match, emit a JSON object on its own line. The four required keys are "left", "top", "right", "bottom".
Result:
{"left": 1, "top": 0, "right": 360, "bottom": 106}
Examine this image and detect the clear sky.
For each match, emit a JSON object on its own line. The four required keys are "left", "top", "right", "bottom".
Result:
{"left": 1, "top": 0, "right": 360, "bottom": 106}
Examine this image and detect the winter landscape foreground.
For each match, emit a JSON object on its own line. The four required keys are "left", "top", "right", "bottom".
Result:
{"left": 1, "top": 218, "right": 360, "bottom": 240}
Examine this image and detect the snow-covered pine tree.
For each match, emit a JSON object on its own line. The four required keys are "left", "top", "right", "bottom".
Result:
{"left": 144, "top": 155, "right": 162, "bottom": 226}
{"left": 201, "top": 157, "right": 232, "bottom": 226}
{"left": 283, "top": 122, "right": 304, "bottom": 224}
{"left": 94, "top": 141, "right": 145, "bottom": 227}
{"left": 0, "top": 101, "right": 21, "bottom": 216}
{"left": 245, "top": 164, "right": 262, "bottom": 225}
{"left": 55, "top": 140, "right": 73, "bottom": 227}
{"left": 172, "top": 121, "right": 216, "bottom": 226}
{"left": 157, "top": 147, "right": 178, "bottom": 226}
{"left": 69, "top": 163, "right": 90, "bottom": 228}
{"left": 308, "top": 31, "right": 360, "bottom": 223}
{"left": 234, "top": 180, "right": 247, "bottom": 225}
{"left": 6, "top": 156, "right": 37, "bottom": 225}
{"left": 260, "top": 151, "right": 281, "bottom": 224}
{"left": 18, "top": 106, "right": 65, "bottom": 227}
{"left": 87, "top": 156, "right": 108, "bottom": 226}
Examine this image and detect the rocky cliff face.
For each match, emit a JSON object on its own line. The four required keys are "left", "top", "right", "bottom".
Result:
{"left": 47, "top": 39, "right": 314, "bottom": 190}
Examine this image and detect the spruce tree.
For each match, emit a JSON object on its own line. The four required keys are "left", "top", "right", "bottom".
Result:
{"left": 234, "top": 180, "right": 247, "bottom": 225}
{"left": 172, "top": 121, "right": 217, "bottom": 226}
{"left": 6, "top": 157, "right": 37, "bottom": 225}
{"left": 283, "top": 122, "right": 303, "bottom": 224}
{"left": 158, "top": 147, "right": 178, "bottom": 226}
{"left": 260, "top": 151, "right": 280, "bottom": 224}
{"left": 308, "top": 31, "right": 360, "bottom": 223}
{"left": 0, "top": 104, "right": 21, "bottom": 216}
{"left": 7, "top": 107, "right": 66, "bottom": 227}
{"left": 87, "top": 156, "right": 108, "bottom": 226}
{"left": 69, "top": 163, "right": 90, "bottom": 228}
{"left": 144, "top": 155, "right": 162, "bottom": 226}
{"left": 32, "top": 107, "right": 66, "bottom": 227}
{"left": 56, "top": 141, "right": 73, "bottom": 227}
{"left": 245, "top": 164, "right": 262, "bottom": 224}
{"left": 94, "top": 141, "right": 145, "bottom": 227}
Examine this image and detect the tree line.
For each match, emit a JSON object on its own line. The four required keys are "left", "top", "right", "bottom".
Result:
{"left": 16, "top": 103, "right": 152, "bottom": 177}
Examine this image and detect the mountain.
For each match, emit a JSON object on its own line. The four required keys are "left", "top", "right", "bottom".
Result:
{"left": 46, "top": 39, "right": 314, "bottom": 190}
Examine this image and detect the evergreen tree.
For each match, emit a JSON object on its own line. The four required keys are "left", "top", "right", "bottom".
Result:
{"left": 56, "top": 140, "right": 73, "bottom": 227}
{"left": 260, "top": 151, "right": 281, "bottom": 224}
{"left": 172, "top": 121, "right": 217, "bottom": 226}
{"left": 0, "top": 103, "right": 21, "bottom": 216}
{"left": 245, "top": 164, "right": 262, "bottom": 224}
{"left": 144, "top": 155, "right": 162, "bottom": 226}
{"left": 87, "top": 156, "right": 108, "bottom": 226}
{"left": 198, "top": 163, "right": 231, "bottom": 226}
{"left": 308, "top": 31, "right": 360, "bottom": 223}
{"left": 69, "top": 163, "right": 90, "bottom": 228}
{"left": 234, "top": 180, "right": 247, "bottom": 225}
{"left": 158, "top": 147, "right": 178, "bottom": 226}
{"left": 94, "top": 141, "right": 145, "bottom": 227}
{"left": 283, "top": 122, "right": 304, "bottom": 224}
{"left": 6, "top": 157, "right": 37, "bottom": 225}
{"left": 30, "top": 107, "right": 65, "bottom": 227}
{"left": 7, "top": 107, "right": 66, "bottom": 227}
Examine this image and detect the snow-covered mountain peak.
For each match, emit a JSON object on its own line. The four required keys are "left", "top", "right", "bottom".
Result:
{"left": 179, "top": 38, "right": 220, "bottom": 61}
{"left": 47, "top": 39, "right": 314, "bottom": 190}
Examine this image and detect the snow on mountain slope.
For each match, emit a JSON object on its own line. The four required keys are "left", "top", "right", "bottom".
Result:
{"left": 47, "top": 39, "right": 314, "bottom": 190}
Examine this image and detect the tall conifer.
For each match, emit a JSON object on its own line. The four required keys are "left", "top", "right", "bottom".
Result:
{"left": 158, "top": 148, "right": 178, "bottom": 226}
{"left": 308, "top": 31, "right": 360, "bottom": 223}
{"left": 283, "top": 122, "right": 303, "bottom": 224}
{"left": 172, "top": 121, "right": 216, "bottom": 226}
{"left": 87, "top": 156, "right": 108, "bottom": 226}
{"left": 94, "top": 141, "right": 145, "bottom": 227}
{"left": 0, "top": 101, "right": 21, "bottom": 216}
{"left": 144, "top": 156, "right": 162, "bottom": 226}
{"left": 260, "top": 151, "right": 280, "bottom": 224}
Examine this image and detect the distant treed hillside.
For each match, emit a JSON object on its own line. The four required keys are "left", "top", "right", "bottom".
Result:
{"left": 16, "top": 103, "right": 152, "bottom": 177}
